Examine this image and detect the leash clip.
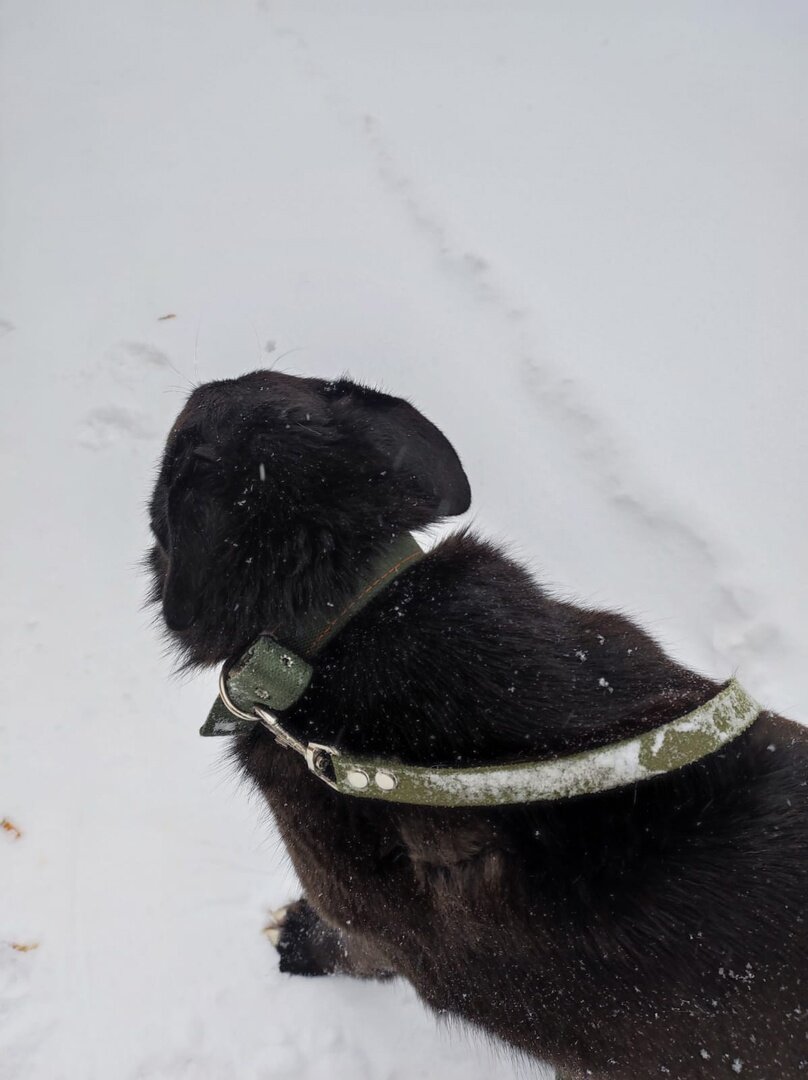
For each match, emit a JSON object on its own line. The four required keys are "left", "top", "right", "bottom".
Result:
{"left": 305, "top": 743, "right": 340, "bottom": 788}
{"left": 218, "top": 661, "right": 340, "bottom": 790}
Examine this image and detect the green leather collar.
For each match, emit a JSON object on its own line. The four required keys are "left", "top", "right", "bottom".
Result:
{"left": 201, "top": 532, "right": 424, "bottom": 737}
{"left": 323, "top": 679, "right": 760, "bottom": 806}
{"left": 204, "top": 536, "right": 762, "bottom": 807}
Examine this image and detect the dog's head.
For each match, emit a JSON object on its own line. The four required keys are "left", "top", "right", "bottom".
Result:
{"left": 147, "top": 371, "right": 470, "bottom": 665}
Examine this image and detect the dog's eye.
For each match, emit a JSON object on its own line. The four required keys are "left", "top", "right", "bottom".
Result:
{"left": 164, "top": 439, "right": 220, "bottom": 485}
{"left": 166, "top": 430, "right": 215, "bottom": 471}
{"left": 191, "top": 444, "right": 220, "bottom": 464}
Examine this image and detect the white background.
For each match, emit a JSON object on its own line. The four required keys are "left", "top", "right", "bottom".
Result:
{"left": 1, "top": 2, "right": 806, "bottom": 1077}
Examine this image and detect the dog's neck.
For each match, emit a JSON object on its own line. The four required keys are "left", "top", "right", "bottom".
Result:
{"left": 266, "top": 532, "right": 425, "bottom": 659}
{"left": 239, "top": 527, "right": 417, "bottom": 651}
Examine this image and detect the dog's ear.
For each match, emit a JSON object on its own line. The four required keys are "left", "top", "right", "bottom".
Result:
{"left": 161, "top": 479, "right": 211, "bottom": 632}
{"left": 334, "top": 383, "right": 471, "bottom": 517}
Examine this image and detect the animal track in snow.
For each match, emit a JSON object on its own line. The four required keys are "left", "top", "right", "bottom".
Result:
{"left": 265, "top": 21, "right": 520, "bottom": 319}
{"left": 358, "top": 104, "right": 770, "bottom": 673}
{"left": 359, "top": 109, "right": 771, "bottom": 674}
{"left": 77, "top": 406, "right": 154, "bottom": 450}
{"left": 361, "top": 114, "right": 509, "bottom": 311}
{"left": 109, "top": 341, "right": 174, "bottom": 383}
{"left": 268, "top": 19, "right": 778, "bottom": 680}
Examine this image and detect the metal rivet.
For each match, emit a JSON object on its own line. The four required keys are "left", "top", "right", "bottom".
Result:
{"left": 311, "top": 750, "right": 330, "bottom": 774}
{"left": 254, "top": 687, "right": 269, "bottom": 700}
{"left": 374, "top": 770, "right": 398, "bottom": 791}
{"left": 280, "top": 655, "right": 293, "bottom": 668}
{"left": 346, "top": 769, "right": 370, "bottom": 790}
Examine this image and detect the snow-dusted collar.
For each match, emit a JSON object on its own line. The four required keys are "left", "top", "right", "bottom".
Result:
{"left": 206, "top": 536, "right": 761, "bottom": 806}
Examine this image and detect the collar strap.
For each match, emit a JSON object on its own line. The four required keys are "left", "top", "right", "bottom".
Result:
{"left": 281, "top": 532, "right": 424, "bottom": 657}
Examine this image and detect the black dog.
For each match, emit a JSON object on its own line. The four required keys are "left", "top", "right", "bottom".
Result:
{"left": 148, "top": 371, "right": 807, "bottom": 1078}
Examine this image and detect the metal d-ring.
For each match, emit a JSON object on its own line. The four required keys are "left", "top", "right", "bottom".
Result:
{"left": 217, "top": 659, "right": 332, "bottom": 772}
{"left": 217, "top": 660, "right": 262, "bottom": 724}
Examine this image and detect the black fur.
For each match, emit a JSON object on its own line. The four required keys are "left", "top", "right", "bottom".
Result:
{"left": 148, "top": 371, "right": 807, "bottom": 1078}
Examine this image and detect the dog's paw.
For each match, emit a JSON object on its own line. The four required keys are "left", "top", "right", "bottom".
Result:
{"left": 263, "top": 905, "right": 289, "bottom": 948}
{"left": 263, "top": 899, "right": 345, "bottom": 977}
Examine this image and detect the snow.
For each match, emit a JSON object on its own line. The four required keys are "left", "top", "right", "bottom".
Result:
{"left": 1, "top": 1, "right": 806, "bottom": 1077}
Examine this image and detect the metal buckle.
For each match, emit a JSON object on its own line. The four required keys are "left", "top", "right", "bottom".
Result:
{"left": 218, "top": 660, "right": 339, "bottom": 789}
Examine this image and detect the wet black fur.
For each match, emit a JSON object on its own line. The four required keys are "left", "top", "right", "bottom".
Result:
{"left": 148, "top": 371, "right": 808, "bottom": 1078}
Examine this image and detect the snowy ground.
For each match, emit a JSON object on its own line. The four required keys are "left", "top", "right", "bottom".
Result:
{"left": 1, "top": 2, "right": 806, "bottom": 1078}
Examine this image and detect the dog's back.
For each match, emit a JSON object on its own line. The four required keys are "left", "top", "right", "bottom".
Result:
{"left": 237, "top": 532, "right": 808, "bottom": 1078}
